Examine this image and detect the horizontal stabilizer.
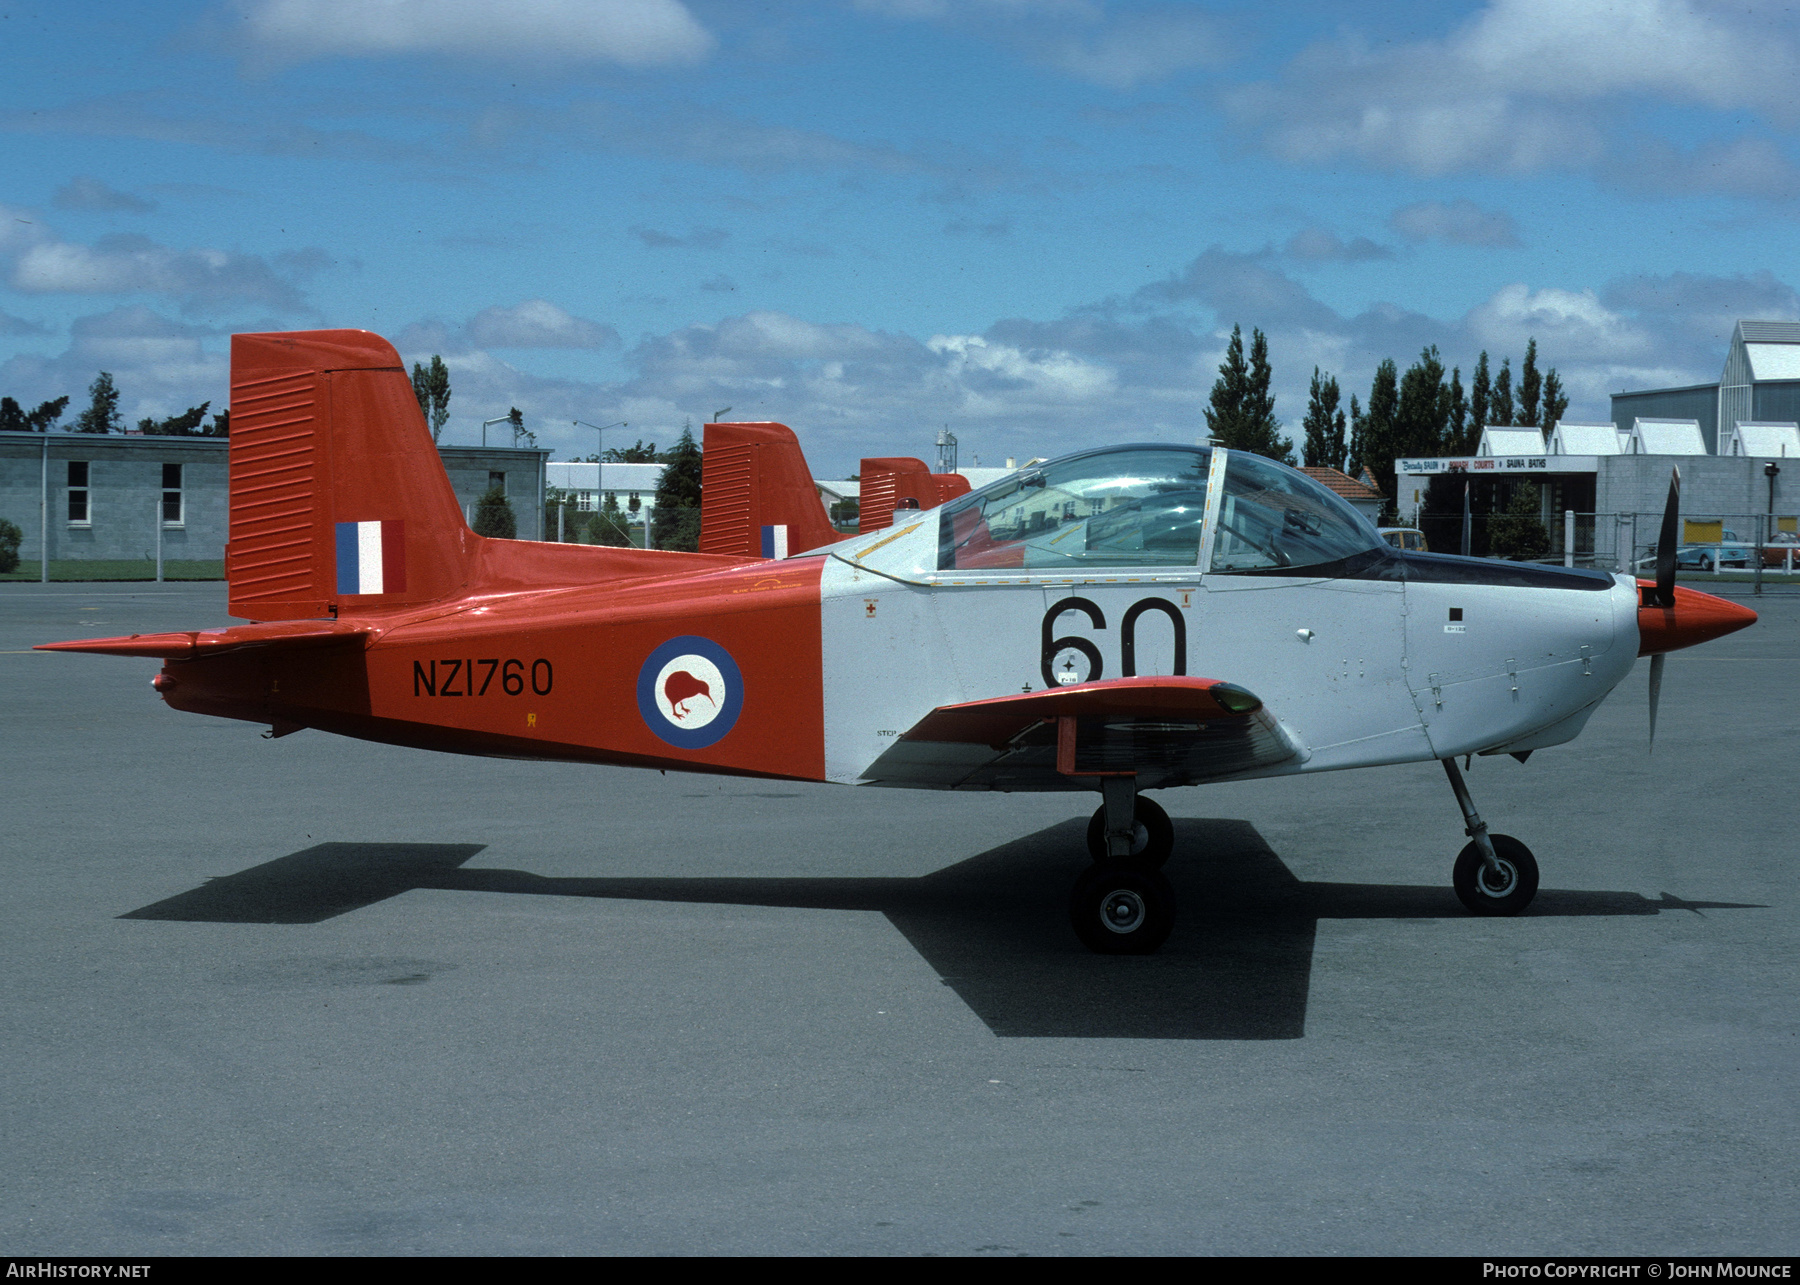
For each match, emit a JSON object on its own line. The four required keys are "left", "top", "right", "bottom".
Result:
{"left": 36, "top": 620, "right": 373, "bottom": 659}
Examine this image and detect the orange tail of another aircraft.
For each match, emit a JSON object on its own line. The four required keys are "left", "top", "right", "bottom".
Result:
{"left": 698, "top": 421, "right": 840, "bottom": 559}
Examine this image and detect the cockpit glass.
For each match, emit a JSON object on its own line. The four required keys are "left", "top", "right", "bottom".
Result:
{"left": 1208, "top": 452, "right": 1384, "bottom": 574}
{"left": 936, "top": 446, "right": 1210, "bottom": 571}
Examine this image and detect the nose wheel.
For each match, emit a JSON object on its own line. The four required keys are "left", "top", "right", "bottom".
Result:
{"left": 1452, "top": 833, "right": 1539, "bottom": 915}
{"left": 1442, "top": 757, "right": 1539, "bottom": 916}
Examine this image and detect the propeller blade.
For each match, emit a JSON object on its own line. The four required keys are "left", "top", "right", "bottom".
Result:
{"left": 1654, "top": 467, "right": 1680, "bottom": 608}
{"left": 1647, "top": 651, "right": 1664, "bottom": 751}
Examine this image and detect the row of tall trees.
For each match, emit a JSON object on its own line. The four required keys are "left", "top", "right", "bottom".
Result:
{"left": 1205, "top": 327, "right": 1573, "bottom": 517}
{"left": 1, "top": 372, "right": 225, "bottom": 435}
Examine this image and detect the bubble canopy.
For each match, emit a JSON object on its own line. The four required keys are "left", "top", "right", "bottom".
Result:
{"left": 933, "top": 444, "right": 1382, "bottom": 574}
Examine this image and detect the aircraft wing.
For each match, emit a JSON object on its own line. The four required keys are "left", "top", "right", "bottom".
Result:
{"left": 862, "top": 675, "right": 1301, "bottom": 791}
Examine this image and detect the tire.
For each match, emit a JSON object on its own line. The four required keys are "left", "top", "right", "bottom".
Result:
{"left": 1068, "top": 864, "right": 1176, "bottom": 955}
{"left": 1700, "top": 556, "right": 1713, "bottom": 572}
{"left": 1452, "top": 834, "right": 1539, "bottom": 916}
{"left": 1084, "top": 794, "right": 1174, "bottom": 869}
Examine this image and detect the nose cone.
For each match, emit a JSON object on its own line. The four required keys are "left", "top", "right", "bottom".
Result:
{"left": 1637, "top": 581, "right": 1758, "bottom": 656}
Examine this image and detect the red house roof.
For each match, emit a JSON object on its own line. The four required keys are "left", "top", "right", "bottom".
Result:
{"left": 1300, "top": 467, "right": 1383, "bottom": 502}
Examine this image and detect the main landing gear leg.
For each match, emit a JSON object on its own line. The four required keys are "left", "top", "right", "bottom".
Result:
{"left": 1070, "top": 775, "right": 1177, "bottom": 954}
{"left": 1442, "top": 757, "right": 1539, "bottom": 916}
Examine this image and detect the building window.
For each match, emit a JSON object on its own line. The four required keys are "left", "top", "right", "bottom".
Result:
{"left": 488, "top": 470, "right": 506, "bottom": 496}
{"left": 68, "top": 461, "right": 90, "bottom": 525}
{"left": 161, "top": 462, "right": 184, "bottom": 526}
{"left": 575, "top": 490, "right": 594, "bottom": 512}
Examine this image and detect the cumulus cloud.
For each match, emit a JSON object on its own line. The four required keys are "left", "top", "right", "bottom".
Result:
{"left": 53, "top": 176, "right": 157, "bottom": 214}
{"left": 465, "top": 300, "right": 619, "bottom": 349}
{"left": 0, "top": 307, "right": 226, "bottom": 424}
{"left": 1390, "top": 200, "right": 1522, "bottom": 248}
{"left": 1225, "top": 0, "right": 1800, "bottom": 180}
{"left": 237, "top": 0, "right": 714, "bottom": 67}
{"left": 10, "top": 233, "right": 309, "bottom": 312}
{"left": 1601, "top": 135, "right": 1800, "bottom": 203}
{"left": 0, "top": 204, "right": 315, "bottom": 313}
{"left": 1283, "top": 228, "right": 1393, "bottom": 263}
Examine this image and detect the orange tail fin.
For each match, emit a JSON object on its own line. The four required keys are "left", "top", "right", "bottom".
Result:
{"left": 227, "top": 330, "right": 471, "bottom": 621}
{"left": 698, "top": 421, "right": 839, "bottom": 558}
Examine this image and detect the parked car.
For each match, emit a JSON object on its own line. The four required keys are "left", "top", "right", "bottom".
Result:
{"left": 1379, "top": 527, "right": 1428, "bottom": 552}
{"left": 1675, "top": 542, "right": 1752, "bottom": 571}
{"left": 1761, "top": 531, "right": 1800, "bottom": 569}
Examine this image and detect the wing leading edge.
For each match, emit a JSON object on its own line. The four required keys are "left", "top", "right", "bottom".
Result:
{"left": 863, "top": 676, "right": 1300, "bottom": 791}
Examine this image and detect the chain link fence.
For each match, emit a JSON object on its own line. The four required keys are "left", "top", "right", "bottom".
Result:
{"left": 1419, "top": 508, "right": 1800, "bottom": 595}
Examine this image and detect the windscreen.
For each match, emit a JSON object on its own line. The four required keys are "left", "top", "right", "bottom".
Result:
{"left": 1208, "top": 452, "right": 1384, "bottom": 574}
{"left": 937, "top": 446, "right": 1210, "bottom": 571}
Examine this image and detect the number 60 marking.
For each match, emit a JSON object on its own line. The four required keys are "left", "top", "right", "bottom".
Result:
{"left": 1040, "top": 595, "right": 1187, "bottom": 688}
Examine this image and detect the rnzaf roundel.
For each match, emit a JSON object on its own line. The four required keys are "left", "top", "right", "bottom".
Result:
{"left": 636, "top": 635, "right": 744, "bottom": 749}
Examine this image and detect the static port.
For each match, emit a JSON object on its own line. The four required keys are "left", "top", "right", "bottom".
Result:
{"left": 151, "top": 673, "right": 176, "bottom": 692}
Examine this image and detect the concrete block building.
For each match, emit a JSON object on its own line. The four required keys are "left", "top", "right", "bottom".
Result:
{"left": 0, "top": 431, "right": 546, "bottom": 568}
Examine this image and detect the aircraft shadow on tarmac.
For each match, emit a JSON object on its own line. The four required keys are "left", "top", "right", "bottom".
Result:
{"left": 122, "top": 820, "right": 1762, "bottom": 1041}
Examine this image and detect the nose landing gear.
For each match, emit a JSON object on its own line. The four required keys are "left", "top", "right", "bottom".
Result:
{"left": 1443, "top": 757, "right": 1539, "bottom": 916}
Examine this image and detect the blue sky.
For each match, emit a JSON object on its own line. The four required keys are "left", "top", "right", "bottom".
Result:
{"left": 2, "top": 0, "right": 1798, "bottom": 474}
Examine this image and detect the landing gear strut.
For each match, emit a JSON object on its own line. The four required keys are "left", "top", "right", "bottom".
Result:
{"left": 1069, "top": 776, "right": 1176, "bottom": 954}
{"left": 1442, "top": 757, "right": 1539, "bottom": 916}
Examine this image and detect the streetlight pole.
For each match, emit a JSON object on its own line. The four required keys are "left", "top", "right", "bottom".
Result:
{"left": 574, "top": 420, "right": 626, "bottom": 461}
{"left": 480, "top": 416, "right": 511, "bottom": 448}
{"left": 711, "top": 407, "right": 732, "bottom": 423}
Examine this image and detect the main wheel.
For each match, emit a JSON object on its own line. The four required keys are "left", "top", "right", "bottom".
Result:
{"left": 1699, "top": 555, "right": 1713, "bottom": 572}
{"left": 1069, "top": 864, "right": 1176, "bottom": 954}
{"left": 1085, "top": 794, "right": 1174, "bottom": 869}
{"left": 1453, "top": 834, "right": 1539, "bottom": 916}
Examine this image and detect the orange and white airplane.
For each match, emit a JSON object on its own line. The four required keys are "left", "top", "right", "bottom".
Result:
{"left": 41, "top": 329, "right": 1756, "bottom": 953}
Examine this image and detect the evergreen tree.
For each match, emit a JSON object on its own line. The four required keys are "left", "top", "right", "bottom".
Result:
{"left": 0, "top": 517, "right": 20, "bottom": 574}
{"left": 137, "top": 402, "right": 210, "bottom": 436}
{"left": 601, "top": 439, "right": 659, "bottom": 463}
{"left": 1358, "top": 359, "right": 1400, "bottom": 501}
{"left": 1518, "top": 338, "right": 1541, "bottom": 427}
{"left": 1489, "top": 483, "right": 1549, "bottom": 560}
{"left": 1203, "top": 324, "right": 1250, "bottom": 445}
{"left": 471, "top": 484, "right": 517, "bottom": 539}
{"left": 1542, "top": 368, "right": 1569, "bottom": 435}
{"left": 1469, "top": 352, "right": 1491, "bottom": 440}
{"left": 1491, "top": 357, "right": 1514, "bottom": 428}
{"left": 73, "top": 372, "right": 121, "bottom": 434}
{"left": 206, "top": 408, "right": 230, "bottom": 437}
{"left": 1204, "top": 325, "right": 1292, "bottom": 461}
{"left": 1445, "top": 366, "right": 1468, "bottom": 453}
{"left": 411, "top": 355, "right": 451, "bottom": 442}
{"left": 0, "top": 397, "right": 24, "bottom": 432}
{"left": 1394, "top": 346, "right": 1448, "bottom": 460}
{"left": 1301, "top": 368, "right": 1346, "bottom": 469}
{"left": 1346, "top": 395, "right": 1365, "bottom": 477}
{"left": 650, "top": 424, "right": 703, "bottom": 551}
